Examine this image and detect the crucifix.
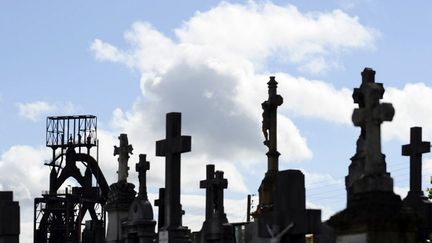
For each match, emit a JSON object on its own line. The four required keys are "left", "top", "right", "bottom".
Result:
{"left": 261, "top": 76, "right": 283, "bottom": 173}
{"left": 156, "top": 112, "right": 191, "bottom": 229}
{"left": 136, "top": 154, "right": 150, "bottom": 200}
{"left": 351, "top": 68, "right": 394, "bottom": 175}
{"left": 114, "top": 134, "right": 133, "bottom": 182}
{"left": 402, "top": 127, "right": 430, "bottom": 196}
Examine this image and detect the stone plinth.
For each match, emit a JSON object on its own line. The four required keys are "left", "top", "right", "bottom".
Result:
{"left": 105, "top": 181, "right": 136, "bottom": 243}
{"left": 328, "top": 185, "right": 418, "bottom": 243}
{"left": 256, "top": 170, "right": 321, "bottom": 243}
{"left": 0, "top": 191, "right": 19, "bottom": 243}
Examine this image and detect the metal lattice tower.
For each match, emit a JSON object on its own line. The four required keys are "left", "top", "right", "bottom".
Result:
{"left": 34, "top": 115, "right": 109, "bottom": 243}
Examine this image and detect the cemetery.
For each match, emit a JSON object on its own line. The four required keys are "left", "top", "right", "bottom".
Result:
{"left": 1, "top": 68, "right": 431, "bottom": 243}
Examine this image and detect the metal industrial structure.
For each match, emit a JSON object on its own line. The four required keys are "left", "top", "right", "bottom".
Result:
{"left": 34, "top": 115, "right": 109, "bottom": 243}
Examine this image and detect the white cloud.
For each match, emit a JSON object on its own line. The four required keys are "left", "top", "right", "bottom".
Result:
{"left": 0, "top": 145, "right": 51, "bottom": 243}
{"left": 87, "top": 0, "right": 382, "bottom": 237}
{"left": 382, "top": 83, "right": 432, "bottom": 142}
{"left": 91, "top": 2, "right": 377, "bottom": 172}
{"left": 17, "top": 101, "right": 56, "bottom": 122}
{"left": 17, "top": 101, "right": 78, "bottom": 122}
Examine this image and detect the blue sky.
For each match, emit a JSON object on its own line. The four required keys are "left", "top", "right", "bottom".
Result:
{"left": 2, "top": 1, "right": 432, "bottom": 242}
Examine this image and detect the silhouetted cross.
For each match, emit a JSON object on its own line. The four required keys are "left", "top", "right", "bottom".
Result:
{"left": 200, "top": 164, "right": 216, "bottom": 219}
{"left": 214, "top": 171, "right": 228, "bottom": 222}
{"left": 402, "top": 127, "right": 430, "bottom": 195}
{"left": 156, "top": 112, "right": 191, "bottom": 228}
{"left": 155, "top": 188, "right": 165, "bottom": 229}
{"left": 352, "top": 68, "right": 394, "bottom": 174}
{"left": 136, "top": 154, "right": 150, "bottom": 199}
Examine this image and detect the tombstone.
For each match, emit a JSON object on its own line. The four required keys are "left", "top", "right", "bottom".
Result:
{"left": 156, "top": 112, "right": 192, "bottom": 243}
{"left": 82, "top": 220, "right": 105, "bottom": 243}
{"left": 254, "top": 77, "right": 321, "bottom": 243}
{"left": 155, "top": 188, "right": 166, "bottom": 231}
{"left": 106, "top": 134, "right": 137, "bottom": 243}
{"left": 0, "top": 191, "right": 19, "bottom": 243}
{"left": 402, "top": 127, "right": 432, "bottom": 242}
{"left": 122, "top": 154, "right": 157, "bottom": 243}
{"left": 327, "top": 68, "right": 418, "bottom": 243}
{"left": 199, "top": 165, "right": 234, "bottom": 243}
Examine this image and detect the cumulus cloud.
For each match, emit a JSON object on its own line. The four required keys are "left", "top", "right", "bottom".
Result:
{"left": 382, "top": 83, "right": 432, "bottom": 142}
{"left": 17, "top": 101, "right": 78, "bottom": 122}
{"left": 91, "top": 1, "right": 377, "bottom": 172}
{"left": 0, "top": 145, "right": 51, "bottom": 243}
{"left": 87, "top": 0, "right": 380, "bottom": 236}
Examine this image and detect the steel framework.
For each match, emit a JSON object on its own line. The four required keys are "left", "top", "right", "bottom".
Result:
{"left": 34, "top": 115, "right": 109, "bottom": 243}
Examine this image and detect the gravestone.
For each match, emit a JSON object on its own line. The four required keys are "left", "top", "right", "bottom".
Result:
{"left": 328, "top": 68, "right": 418, "bottom": 243}
{"left": 106, "top": 134, "right": 137, "bottom": 243}
{"left": 155, "top": 188, "right": 166, "bottom": 231}
{"left": 199, "top": 165, "right": 234, "bottom": 243}
{"left": 0, "top": 191, "right": 19, "bottom": 243}
{"left": 254, "top": 77, "right": 321, "bottom": 243}
{"left": 122, "top": 154, "right": 157, "bottom": 243}
{"left": 402, "top": 127, "right": 432, "bottom": 242}
{"left": 156, "top": 112, "right": 192, "bottom": 243}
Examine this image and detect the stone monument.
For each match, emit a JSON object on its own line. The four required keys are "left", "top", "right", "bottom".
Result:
{"left": 199, "top": 164, "right": 234, "bottom": 243}
{"left": 254, "top": 77, "right": 321, "bottom": 243}
{"left": 402, "top": 127, "right": 432, "bottom": 242}
{"left": 156, "top": 112, "right": 192, "bottom": 243}
{"left": 106, "top": 134, "right": 137, "bottom": 243}
{"left": 155, "top": 188, "right": 166, "bottom": 232}
{"left": 0, "top": 191, "right": 19, "bottom": 243}
{"left": 328, "top": 68, "right": 418, "bottom": 243}
{"left": 122, "top": 154, "right": 157, "bottom": 243}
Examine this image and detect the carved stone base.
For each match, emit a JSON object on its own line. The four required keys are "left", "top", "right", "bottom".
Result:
{"left": 159, "top": 227, "right": 192, "bottom": 243}
{"left": 328, "top": 191, "right": 419, "bottom": 243}
{"left": 351, "top": 173, "right": 393, "bottom": 194}
{"left": 105, "top": 181, "right": 137, "bottom": 243}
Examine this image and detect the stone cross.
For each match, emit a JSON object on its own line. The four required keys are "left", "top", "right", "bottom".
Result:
{"left": 402, "top": 127, "right": 430, "bottom": 195}
{"left": 155, "top": 188, "right": 165, "bottom": 230}
{"left": 200, "top": 164, "right": 216, "bottom": 220}
{"left": 261, "top": 76, "right": 283, "bottom": 172}
{"left": 351, "top": 68, "right": 394, "bottom": 175}
{"left": 156, "top": 112, "right": 191, "bottom": 228}
{"left": 113, "top": 133, "right": 133, "bottom": 182}
{"left": 136, "top": 154, "right": 150, "bottom": 200}
{"left": 214, "top": 170, "right": 228, "bottom": 223}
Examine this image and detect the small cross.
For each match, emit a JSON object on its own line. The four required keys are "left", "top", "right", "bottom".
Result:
{"left": 200, "top": 164, "right": 216, "bottom": 219}
{"left": 214, "top": 170, "right": 228, "bottom": 222}
{"left": 402, "top": 127, "right": 430, "bottom": 195}
{"left": 136, "top": 154, "right": 150, "bottom": 199}
{"left": 154, "top": 188, "right": 165, "bottom": 229}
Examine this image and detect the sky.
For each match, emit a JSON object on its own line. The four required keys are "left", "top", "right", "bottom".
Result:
{"left": 2, "top": 1, "right": 432, "bottom": 242}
